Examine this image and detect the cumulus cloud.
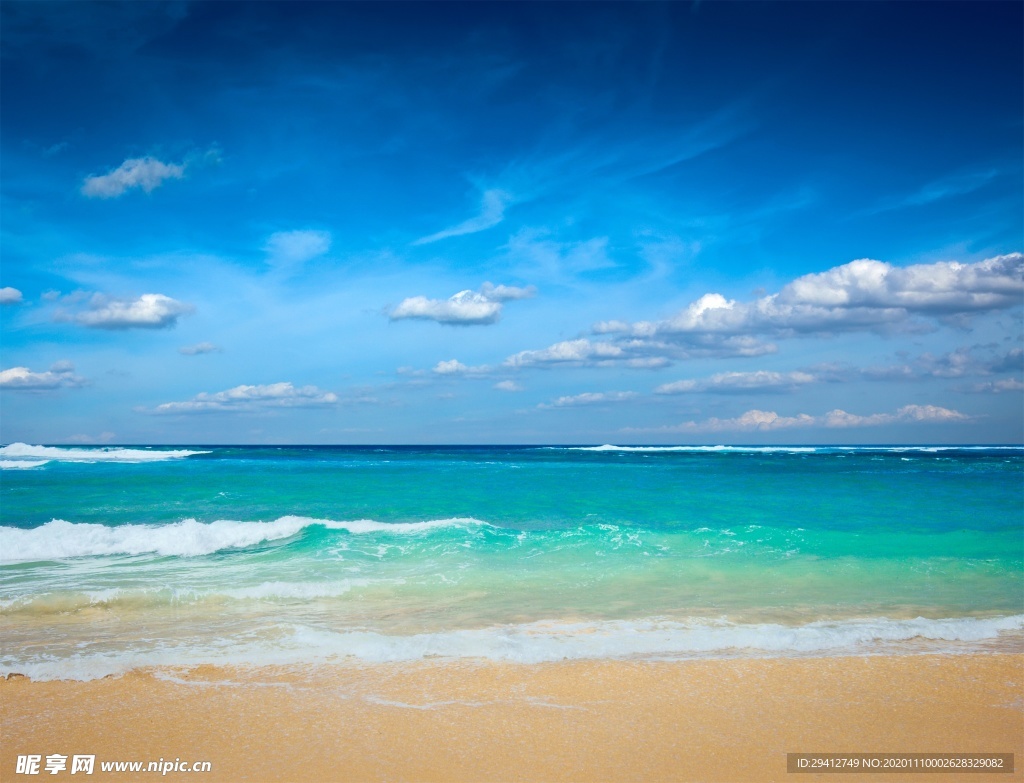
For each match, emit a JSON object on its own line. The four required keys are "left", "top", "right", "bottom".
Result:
{"left": 413, "top": 189, "right": 511, "bottom": 245}
{"left": 0, "top": 287, "right": 23, "bottom": 304}
{"left": 541, "top": 391, "right": 638, "bottom": 408}
{"left": 632, "top": 404, "right": 971, "bottom": 433}
{"left": 568, "top": 254, "right": 1024, "bottom": 368}
{"left": 433, "top": 359, "right": 468, "bottom": 375}
{"left": 151, "top": 382, "right": 339, "bottom": 414}
{"left": 623, "top": 254, "right": 1023, "bottom": 339}
{"left": 69, "top": 293, "right": 194, "bottom": 330}
{"left": 81, "top": 156, "right": 185, "bottom": 198}
{"left": 265, "top": 230, "right": 331, "bottom": 268}
{"left": 391, "top": 282, "right": 535, "bottom": 326}
{"left": 179, "top": 342, "right": 221, "bottom": 356}
{"left": 494, "top": 380, "right": 523, "bottom": 392}
{"left": 0, "top": 361, "right": 88, "bottom": 390}
{"left": 655, "top": 370, "right": 818, "bottom": 395}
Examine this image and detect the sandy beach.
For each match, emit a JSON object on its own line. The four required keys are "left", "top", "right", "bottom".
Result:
{"left": 2, "top": 653, "right": 1021, "bottom": 782}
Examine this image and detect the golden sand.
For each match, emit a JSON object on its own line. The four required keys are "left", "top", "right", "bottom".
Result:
{"left": 2, "top": 654, "right": 1021, "bottom": 782}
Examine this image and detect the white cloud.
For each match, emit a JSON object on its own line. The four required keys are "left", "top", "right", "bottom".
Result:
{"left": 823, "top": 404, "right": 970, "bottom": 427}
{"left": 478, "top": 282, "right": 536, "bottom": 301}
{"left": 0, "top": 361, "right": 88, "bottom": 390}
{"left": 503, "top": 335, "right": 735, "bottom": 369}
{"left": 0, "top": 287, "right": 23, "bottom": 304}
{"left": 635, "top": 404, "right": 971, "bottom": 433}
{"left": 636, "top": 254, "right": 1023, "bottom": 339}
{"left": 391, "top": 282, "right": 535, "bottom": 326}
{"left": 81, "top": 156, "right": 185, "bottom": 198}
{"left": 433, "top": 359, "right": 468, "bottom": 375}
{"left": 265, "top": 230, "right": 332, "bottom": 267}
{"left": 179, "top": 342, "right": 221, "bottom": 356}
{"left": 72, "top": 293, "right": 194, "bottom": 330}
{"left": 494, "top": 380, "right": 523, "bottom": 392}
{"left": 505, "top": 338, "right": 624, "bottom": 368}
{"left": 583, "top": 254, "right": 1024, "bottom": 368}
{"left": 859, "top": 346, "right": 1024, "bottom": 383}
{"left": 655, "top": 370, "right": 818, "bottom": 395}
{"left": 432, "top": 359, "right": 493, "bottom": 376}
{"left": 151, "top": 382, "right": 339, "bottom": 414}
{"left": 966, "top": 378, "right": 1024, "bottom": 394}
{"left": 541, "top": 391, "right": 638, "bottom": 408}
{"left": 414, "top": 189, "right": 511, "bottom": 245}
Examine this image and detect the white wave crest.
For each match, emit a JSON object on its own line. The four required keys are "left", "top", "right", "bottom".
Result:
{"left": 3, "top": 614, "right": 1021, "bottom": 681}
{"left": 0, "top": 443, "right": 209, "bottom": 464}
{"left": 0, "top": 516, "right": 488, "bottom": 563}
{"left": 564, "top": 444, "right": 1023, "bottom": 454}
{"left": 568, "top": 444, "right": 819, "bottom": 453}
{"left": 0, "top": 459, "right": 50, "bottom": 470}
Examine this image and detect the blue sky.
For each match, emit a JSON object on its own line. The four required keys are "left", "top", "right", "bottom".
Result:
{"left": 1, "top": 1, "right": 1021, "bottom": 445}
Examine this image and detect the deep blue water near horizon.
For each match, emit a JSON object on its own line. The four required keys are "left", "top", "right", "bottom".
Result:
{"left": 1, "top": 442, "right": 1022, "bottom": 680}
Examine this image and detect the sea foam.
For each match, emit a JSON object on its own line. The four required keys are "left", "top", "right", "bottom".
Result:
{"left": 3, "top": 614, "right": 1021, "bottom": 681}
{"left": 0, "top": 516, "right": 488, "bottom": 562}
{"left": 0, "top": 443, "right": 209, "bottom": 465}
{"left": 564, "top": 444, "right": 1022, "bottom": 454}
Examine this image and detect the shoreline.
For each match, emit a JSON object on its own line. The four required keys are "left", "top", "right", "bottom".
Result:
{"left": 3, "top": 653, "right": 1021, "bottom": 782}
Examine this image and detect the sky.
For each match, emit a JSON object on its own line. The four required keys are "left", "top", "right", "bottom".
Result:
{"left": 1, "top": 1, "right": 1022, "bottom": 445}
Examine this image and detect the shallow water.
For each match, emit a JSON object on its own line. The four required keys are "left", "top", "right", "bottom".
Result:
{"left": 2, "top": 443, "right": 1021, "bottom": 679}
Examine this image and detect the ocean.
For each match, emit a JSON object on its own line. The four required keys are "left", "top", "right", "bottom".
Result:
{"left": 1, "top": 443, "right": 1021, "bottom": 680}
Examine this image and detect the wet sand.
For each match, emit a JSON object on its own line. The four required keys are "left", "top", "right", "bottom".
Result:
{"left": 2, "top": 654, "right": 1021, "bottom": 782}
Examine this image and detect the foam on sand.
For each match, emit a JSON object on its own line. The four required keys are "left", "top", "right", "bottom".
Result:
{"left": 2, "top": 614, "right": 1021, "bottom": 681}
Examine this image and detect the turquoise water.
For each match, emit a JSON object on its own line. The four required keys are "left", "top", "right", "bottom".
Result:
{"left": 1, "top": 443, "right": 1022, "bottom": 679}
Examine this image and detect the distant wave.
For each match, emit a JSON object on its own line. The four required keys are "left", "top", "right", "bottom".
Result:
{"left": 0, "top": 516, "right": 489, "bottom": 563}
{"left": 567, "top": 445, "right": 818, "bottom": 453}
{"left": 0, "top": 443, "right": 209, "bottom": 467}
{"left": 3, "top": 614, "right": 1021, "bottom": 681}
{"left": 561, "top": 444, "right": 1023, "bottom": 454}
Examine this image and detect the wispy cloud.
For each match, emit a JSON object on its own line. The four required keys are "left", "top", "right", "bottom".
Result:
{"left": 493, "top": 380, "right": 523, "bottom": 392}
{"left": 81, "top": 156, "right": 185, "bottom": 198}
{"left": 505, "top": 338, "right": 626, "bottom": 368}
{"left": 179, "top": 342, "right": 221, "bottom": 356}
{"left": 65, "top": 431, "right": 117, "bottom": 444}
{"left": 150, "top": 382, "right": 339, "bottom": 414}
{"left": 0, "top": 361, "right": 88, "bottom": 390}
{"left": 655, "top": 370, "right": 818, "bottom": 395}
{"left": 265, "top": 230, "right": 332, "bottom": 268}
{"left": 504, "top": 229, "right": 614, "bottom": 282}
{"left": 390, "top": 282, "right": 535, "bottom": 326}
{"left": 66, "top": 293, "right": 194, "bottom": 330}
{"left": 504, "top": 335, "right": 758, "bottom": 369}
{"left": 966, "top": 378, "right": 1024, "bottom": 394}
{"left": 413, "top": 188, "right": 511, "bottom": 245}
{"left": 540, "top": 391, "right": 638, "bottom": 408}
{"left": 866, "top": 167, "right": 1002, "bottom": 215}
